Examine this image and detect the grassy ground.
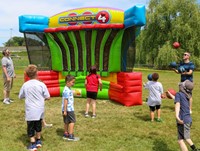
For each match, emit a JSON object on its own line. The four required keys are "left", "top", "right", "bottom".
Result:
{"left": 0, "top": 56, "right": 200, "bottom": 151}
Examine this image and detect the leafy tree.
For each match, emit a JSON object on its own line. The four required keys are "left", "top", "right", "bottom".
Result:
{"left": 136, "top": 0, "right": 200, "bottom": 69}
{"left": 4, "top": 36, "right": 25, "bottom": 46}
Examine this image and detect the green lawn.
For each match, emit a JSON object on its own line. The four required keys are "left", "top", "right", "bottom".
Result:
{"left": 0, "top": 61, "right": 200, "bottom": 150}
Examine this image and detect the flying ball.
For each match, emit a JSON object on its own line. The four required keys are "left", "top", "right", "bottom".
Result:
{"left": 173, "top": 42, "right": 180, "bottom": 49}
{"left": 166, "top": 88, "right": 176, "bottom": 99}
{"left": 147, "top": 74, "right": 152, "bottom": 81}
{"left": 169, "top": 62, "right": 177, "bottom": 68}
{"left": 178, "top": 66, "right": 185, "bottom": 73}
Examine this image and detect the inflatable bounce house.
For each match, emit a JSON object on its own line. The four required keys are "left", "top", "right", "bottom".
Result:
{"left": 19, "top": 5, "right": 146, "bottom": 106}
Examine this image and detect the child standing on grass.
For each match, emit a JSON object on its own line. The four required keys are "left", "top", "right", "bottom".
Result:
{"left": 172, "top": 80, "right": 199, "bottom": 151}
{"left": 19, "top": 64, "right": 50, "bottom": 151}
{"left": 84, "top": 65, "right": 102, "bottom": 118}
{"left": 144, "top": 73, "right": 165, "bottom": 122}
{"left": 62, "top": 75, "right": 78, "bottom": 141}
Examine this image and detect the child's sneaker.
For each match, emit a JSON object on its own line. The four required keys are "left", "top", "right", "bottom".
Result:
{"left": 92, "top": 115, "right": 96, "bottom": 118}
{"left": 67, "top": 134, "right": 79, "bottom": 141}
{"left": 84, "top": 113, "right": 90, "bottom": 118}
{"left": 67, "top": 134, "right": 75, "bottom": 141}
{"left": 27, "top": 143, "right": 37, "bottom": 151}
{"left": 8, "top": 99, "right": 14, "bottom": 103}
{"left": 36, "top": 139, "right": 42, "bottom": 148}
{"left": 3, "top": 99, "right": 10, "bottom": 105}
{"left": 156, "top": 118, "right": 163, "bottom": 122}
{"left": 63, "top": 132, "right": 69, "bottom": 140}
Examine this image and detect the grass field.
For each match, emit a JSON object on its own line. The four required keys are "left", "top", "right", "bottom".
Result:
{"left": 0, "top": 55, "right": 200, "bottom": 151}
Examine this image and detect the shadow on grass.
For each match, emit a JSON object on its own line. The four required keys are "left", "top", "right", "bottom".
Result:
{"left": 162, "top": 105, "right": 174, "bottom": 111}
{"left": 108, "top": 99, "right": 128, "bottom": 106}
{"left": 78, "top": 110, "right": 86, "bottom": 115}
{"left": 78, "top": 110, "right": 95, "bottom": 117}
{"left": 133, "top": 111, "right": 150, "bottom": 122}
{"left": 56, "top": 128, "right": 64, "bottom": 137}
{"left": 152, "top": 139, "right": 174, "bottom": 151}
{"left": 17, "top": 133, "right": 27, "bottom": 146}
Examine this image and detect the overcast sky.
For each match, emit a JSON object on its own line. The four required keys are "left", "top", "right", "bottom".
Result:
{"left": 0, "top": 0, "right": 150, "bottom": 46}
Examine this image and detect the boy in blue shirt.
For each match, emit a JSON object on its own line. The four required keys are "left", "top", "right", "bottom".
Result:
{"left": 174, "top": 80, "right": 199, "bottom": 151}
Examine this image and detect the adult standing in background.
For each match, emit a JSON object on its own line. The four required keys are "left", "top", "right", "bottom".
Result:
{"left": 172, "top": 52, "right": 195, "bottom": 113}
{"left": 1, "top": 48, "right": 16, "bottom": 104}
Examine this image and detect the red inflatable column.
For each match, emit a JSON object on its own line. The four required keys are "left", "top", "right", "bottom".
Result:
{"left": 117, "top": 72, "right": 142, "bottom": 106}
{"left": 109, "top": 72, "right": 142, "bottom": 106}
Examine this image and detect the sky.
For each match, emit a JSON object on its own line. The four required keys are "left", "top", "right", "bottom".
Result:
{"left": 0, "top": 0, "right": 150, "bottom": 46}
{"left": 1, "top": 0, "right": 200, "bottom": 47}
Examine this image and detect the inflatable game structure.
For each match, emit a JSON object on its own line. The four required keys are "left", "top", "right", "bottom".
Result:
{"left": 19, "top": 5, "right": 146, "bottom": 106}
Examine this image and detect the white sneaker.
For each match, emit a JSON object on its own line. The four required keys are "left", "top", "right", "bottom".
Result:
{"left": 84, "top": 113, "right": 90, "bottom": 118}
{"left": 3, "top": 99, "right": 10, "bottom": 105}
{"left": 92, "top": 115, "right": 96, "bottom": 118}
{"left": 9, "top": 99, "right": 14, "bottom": 103}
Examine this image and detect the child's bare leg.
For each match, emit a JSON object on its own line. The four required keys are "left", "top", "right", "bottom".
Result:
{"left": 30, "top": 136, "right": 36, "bottom": 144}
{"left": 150, "top": 111, "right": 154, "bottom": 121}
{"left": 85, "top": 98, "right": 91, "bottom": 114}
{"left": 64, "top": 123, "right": 68, "bottom": 133}
{"left": 35, "top": 132, "right": 41, "bottom": 140}
{"left": 178, "top": 139, "right": 188, "bottom": 151}
{"left": 157, "top": 108, "right": 161, "bottom": 119}
{"left": 91, "top": 99, "right": 96, "bottom": 115}
{"left": 185, "top": 139, "right": 194, "bottom": 147}
{"left": 68, "top": 123, "right": 74, "bottom": 135}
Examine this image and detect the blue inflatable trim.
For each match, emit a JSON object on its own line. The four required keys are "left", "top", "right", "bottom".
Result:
{"left": 19, "top": 15, "right": 49, "bottom": 32}
{"left": 124, "top": 5, "right": 146, "bottom": 28}
{"left": 19, "top": 5, "right": 146, "bottom": 32}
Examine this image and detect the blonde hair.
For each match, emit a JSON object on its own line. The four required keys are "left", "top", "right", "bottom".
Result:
{"left": 25, "top": 64, "right": 38, "bottom": 79}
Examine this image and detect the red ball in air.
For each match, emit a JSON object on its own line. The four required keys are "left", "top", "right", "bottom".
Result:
{"left": 173, "top": 42, "right": 180, "bottom": 49}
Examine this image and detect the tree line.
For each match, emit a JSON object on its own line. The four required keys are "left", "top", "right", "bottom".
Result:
{"left": 4, "top": 0, "right": 200, "bottom": 69}
{"left": 136, "top": 0, "right": 200, "bottom": 70}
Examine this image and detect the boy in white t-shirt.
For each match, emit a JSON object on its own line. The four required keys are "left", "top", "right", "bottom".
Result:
{"left": 19, "top": 65, "right": 50, "bottom": 151}
{"left": 144, "top": 73, "right": 165, "bottom": 122}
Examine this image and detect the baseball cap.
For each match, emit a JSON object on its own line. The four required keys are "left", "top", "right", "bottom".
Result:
{"left": 183, "top": 80, "right": 194, "bottom": 91}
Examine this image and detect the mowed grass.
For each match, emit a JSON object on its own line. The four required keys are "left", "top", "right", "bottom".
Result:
{"left": 0, "top": 58, "right": 200, "bottom": 150}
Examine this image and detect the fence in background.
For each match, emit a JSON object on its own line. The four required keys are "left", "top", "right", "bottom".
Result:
{"left": 0, "top": 46, "right": 26, "bottom": 52}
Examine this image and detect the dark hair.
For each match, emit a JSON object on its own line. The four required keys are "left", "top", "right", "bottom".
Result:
{"left": 65, "top": 75, "right": 75, "bottom": 83}
{"left": 89, "top": 65, "right": 97, "bottom": 74}
{"left": 2, "top": 48, "right": 8, "bottom": 56}
{"left": 152, "top": 73, "right": 159, "bottom": 81}
{"left": 25, "top": 64, "right": 38, "bottom": 79}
